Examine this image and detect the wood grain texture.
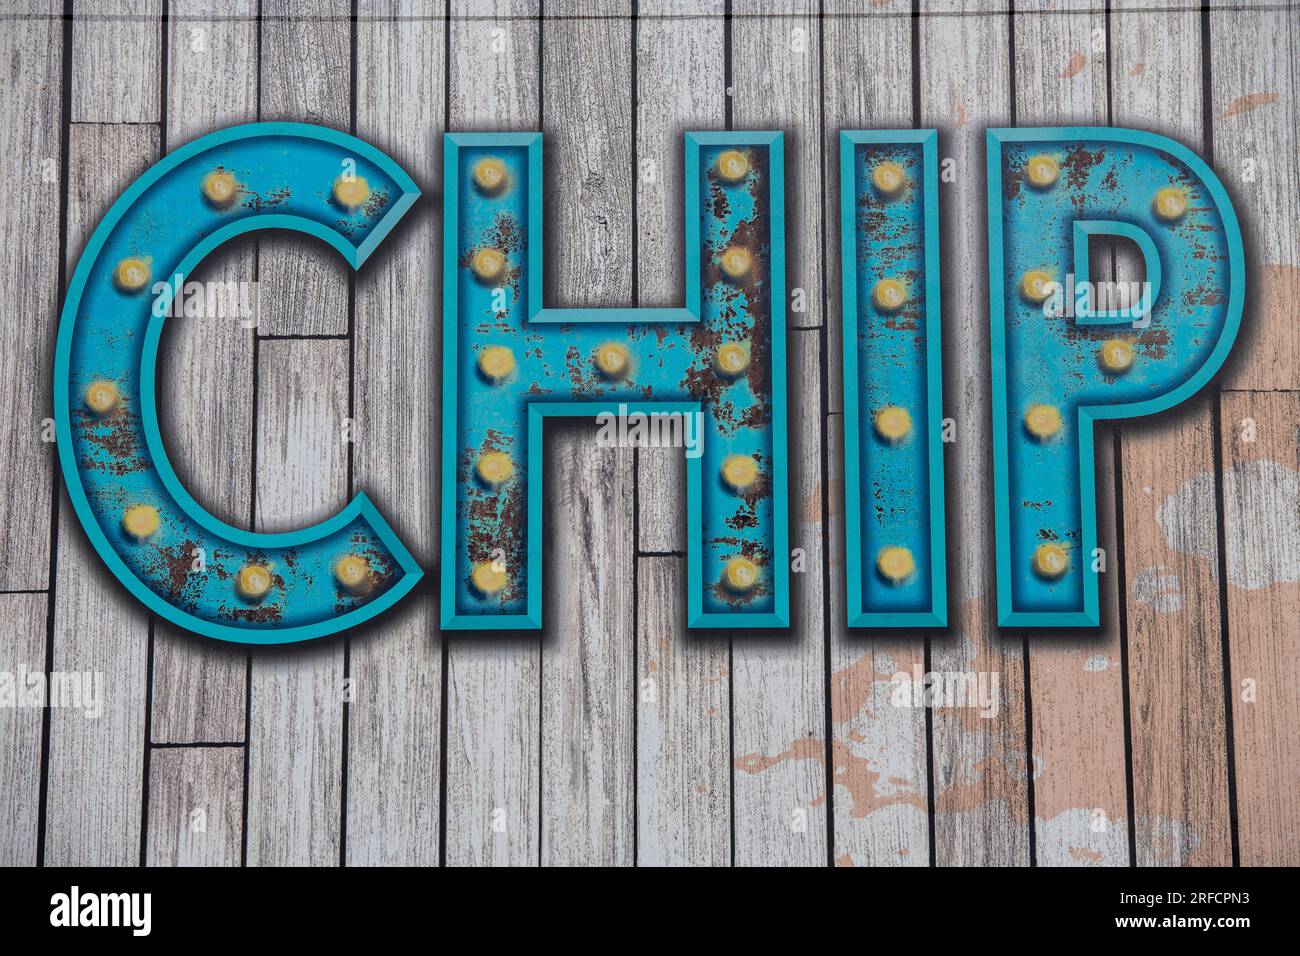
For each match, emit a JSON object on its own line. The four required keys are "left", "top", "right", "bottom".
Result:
{"left": 538, "top": 0, "right": 637, "bottom": 867}
{"left": 733, "top": 0, "right": 822, "bottom": 330}
{"left": 257, "top": 0, "right": 352, "bottom": 336}
{"left": 1110, "top": 1, "right": 1232, "bottom": 867}
{"left": 245, "top": 339, "right": 349, "bottom": 866}
{"left": 541, "top": 434, "right": 636, "bottom": 865}
{"left": 729, "top": 328, "right": 829, "bottom": 866}
{"left": 344, "top": 596, "right": 441, "bottom": 865}
{"left": 727, "top": 3, "right": 830, "bottom": 869}
{"left": 444, "top": 0, "right": 543, "bottom": 868}
{"left": 636, "top": 556, "right": 731, "bottom": 865}
{"left": 1012, "top": 0, "right": 1130, "bottom": 867}
{"left": 629, "top": 0, "right": 732, "bottom": 865}
{"left": 9, "top": 1, "right": 1300, "bottom": 869}
{"left": 822, "top": 0, "right": 911, "bottom": 419}
{"left": 145, "top": 746, "right": 243, "bottom": 866}
{"left": 343, "top": 1, "right": 447, "bottom": 866}
{"left": 71, "top": 0, "right": 163, "bottom": 123}
{"left": 0, "top": 594, "right": 48, "bottom": 866}
{"left": 824, "top": 0, "right": 930, "bottom": 868}
{"left": 44, "top": 123, "right": 158, "bottom": 868}
{"left": 633, "top": 0, "right": 724, "bottom": 555}
{"left": 920, "top": 0, "right": 1029, "bottom": 867}
{"left": 150, "top": 0, "right": 259, "bottom": 747}
{"left": 1218, "top": 391, "right": 1300, "bottom": 866}
{"left": 828, "top": 424, "right": 931, "bottom": 866}
{"left": 0, "top": 14, "right": 61, "bottom": 590}
{"left": 1207, "top": 4, "right": 1299, "bottom": 391}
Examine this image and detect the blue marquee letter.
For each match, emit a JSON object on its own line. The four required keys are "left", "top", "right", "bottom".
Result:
{"left": 839, "top": 131, "right": 947, "bottom": 627}
{"left": 441, "top": 132, "right": 790, "bottom": 630}
{"left": 54, "top": 122, "right": 423, "bottom": 644}
{"left": 987, "top": 127, "right": 1244, "bottom": 627}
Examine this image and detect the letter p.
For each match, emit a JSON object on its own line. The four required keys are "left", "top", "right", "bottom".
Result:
{"left": 987, "top": 128, "right": 1245, "bottom": 626}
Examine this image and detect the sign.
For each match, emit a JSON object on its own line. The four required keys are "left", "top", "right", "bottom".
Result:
{"left": 53, "top": 123, "right": 1243, "bottom": 643}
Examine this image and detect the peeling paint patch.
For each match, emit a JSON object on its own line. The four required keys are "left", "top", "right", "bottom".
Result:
{"left": 1156, "top": 462, "right": 1300, "bottom": 588}
{"left": 1155, "top": 470, "right": 1219, "bottom": 568}
{"left": 1222, "top": 460, "right": 1300, "bottom": 589}
{"left": 1132, "top": 565, "right": 1182, "bottom": 613}
{"left": 1083, "top": 654, "right": 1111, "bottom": 673}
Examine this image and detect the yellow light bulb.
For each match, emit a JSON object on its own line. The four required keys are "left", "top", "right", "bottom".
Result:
{"left": 122, "top": 504, "right": 160, "bottom": 540}
{"left": 872, "top": 278, "right": 907, "bottom": 311}
{"left": 471, "top": 561, "right": 508, "bottom": 595}
{"left": 477, "top": 345, "right": 515, "bottom": 382}
{"left": 721, "top": 454, "right": 759, "bottom": 491}
{"left": 472, "top": 157, "right": 508, "bottom": 194}
{"left": 714, "top": 342, "right": 750, "bottom": 377}
{"left": 471, "top": 247, "right": 507, "bottom": 282}
{"left": 1153, "top": 187, "right": 1187, "bottom": 222}
{"left": 85, "top": 380, "right": 120, "bottom": 415}
{"left": 595, "top": 341, "right": 631, "bottom": 378}
{"left": 1032, "top": 542, "right": 1070, "bottom": 578}
{"left": 723, "top": 556, "right": 759, "bottom": 593}
{"left": 333, "top": 175, "right": 370, "bottom": 210}
{"left": 235, "top": 563, "right": 273, "bottom": 601}
{"left": 873, "top": 405, "right": 912, "bottom": 443}
{"left": 1024, "top": 404, "right": 1063, "bottom": 440}
{"left": 1024, "top": 154, "right": 1059, "bottom": 189}
{"left": 872, "top": 161, "right": 906, "bottom": 196}
{"left": 1020, "top": 269, "right": 1054, "bottom": 304}
{"left": 334, "top": 554, "right": 371, "bottom": 594}
{"left": 876, "top": 546, "right": 916, "bottom": 584}
{"left": 114, "top": 257, "right": 150, "bottom": 292}
{"left": 715, "top": 150, "right": 750, "bottom": 184}
{"left": 720, "top": 246, "right": 753, "bottom": 282}
{"left": 1099, "top": 338, "right": 1135, "bottom": 373}
{"left": 202, "top": 169, "right": 239, "bottom": 207}
{"left": 476, "top": 450, "right": 514, "bottom": 486}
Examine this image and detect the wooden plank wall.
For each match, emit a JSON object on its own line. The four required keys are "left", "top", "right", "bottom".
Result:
{"left": 0, "top": 0, "right": 1295, "bottom": 867}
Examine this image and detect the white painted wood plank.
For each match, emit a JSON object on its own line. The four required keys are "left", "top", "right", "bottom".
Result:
{"left": 729, "top": 328, "right": 829, "bottom": 866}
{"left": 0, "top": 15, "right": 61, "bottom": 590}
{"left": 44, "top": 122, "right": 158, "bottom": 867}
{"left": 1011, "top": 0, "right": 1131, "bottom": 867}
{"left": 343, "top": 0, "right": 446, "bottom": 867}
{"left": 726, "top": 0, "right": 829, "bottom": 870}
{"left": 634, "top": 0, "right": 725, "bottom": 555}
{"left": 257, "top": 0, "right": 352, "bottom": 335}
{"left": 1110, "top": 0, "right": 1232, "bottom": 867}
{"left": 444, "top": 0, "right": 543, "bottom": 868}
{"left": 919, "top": 0, "right": 1030, "bottom": 867}
{"left": 72, "top": 0, "right": 163, "bottom": 123}
{"left": 733, "top": 0, "right": 822, "bottom": 330}
{"left": 629, "top": 0, "right": 731, "bottom": 864}
{"left": 344, "top": 596, "right": 441, "bottom": 865}
{"left": 822, "top": 0, "right": 912, "bottom": 419}
{"left": 1208, "top": 4, "right": 1299, "bottom": 391}
{"left": 245, "top": 338, "right": 349, "bottom": 866}
{"left": 145, "top": 746, "right": 243, "bottom": 866}
{"left": 538, "top": 0, "right": 637, "bottom": 867}
{"left": 0, "top": 594, "right": 48, "bottom": 866}
{"left": 823, "top": 0, "right": 931, "bottom": 868}
{"left": 150, "top": 0, "right": 259, "bottom": 747}
{"left": 636, "top": 556, "right": 730, "bottom": 865}
{"left": 542, "top": 433, "right": 636, "bottom": 864}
